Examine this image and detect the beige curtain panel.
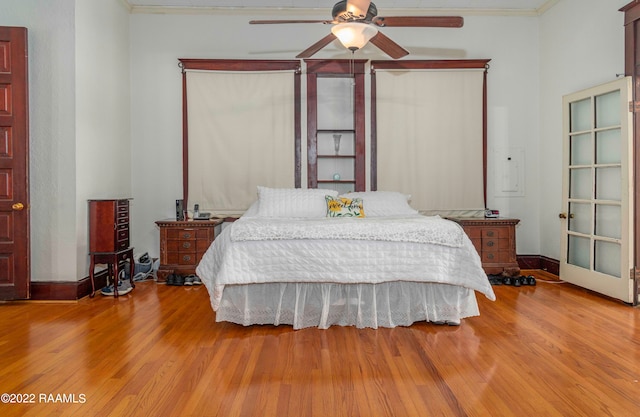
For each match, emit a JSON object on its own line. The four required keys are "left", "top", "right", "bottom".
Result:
{"left": 375, "top": 69, "right": 485, "bottom": 212}
{"left": 186, "top": 70, "right": 296, "bottom": 215}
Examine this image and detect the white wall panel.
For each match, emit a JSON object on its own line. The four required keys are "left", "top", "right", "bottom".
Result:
{"left": 538, "top": 0, "right": 627, "bottom": 260}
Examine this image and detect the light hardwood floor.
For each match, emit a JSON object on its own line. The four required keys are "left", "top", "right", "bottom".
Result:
{"left": 0, "top": 271, "right": 638, "bottom": 417}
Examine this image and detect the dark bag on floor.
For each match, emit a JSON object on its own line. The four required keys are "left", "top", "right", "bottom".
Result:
{"left": 123, "top": 252, "right": 155, "bottom": 281}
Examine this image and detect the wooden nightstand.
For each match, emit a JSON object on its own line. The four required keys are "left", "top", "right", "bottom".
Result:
{"left": 447, "top": 217, "right": 520, "bottom": 277}
{"left": 155, "top": 219, "right": 223, "bottom": 282}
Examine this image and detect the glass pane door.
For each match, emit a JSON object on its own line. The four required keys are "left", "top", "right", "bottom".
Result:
{"left": 560, "top": 77, "right": 634, "bottom": 303}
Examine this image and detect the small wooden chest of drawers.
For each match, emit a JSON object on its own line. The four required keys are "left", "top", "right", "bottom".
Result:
{"left": 447, "top": 217, "right": 520, "bottom": 276}
{"left": 88, "top": 199, "right": 134, "bottom": 297}
{"left": 89, "top": 199, "right": 131, "bottom": 252}
{"left": 155, "top": 219, "right": 223, "bottom": 281}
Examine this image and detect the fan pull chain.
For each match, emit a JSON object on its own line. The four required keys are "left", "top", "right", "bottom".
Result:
{"left": 350, "top": 50, "right": 356, "bottom": 86}
{"left": 350, "top": 51, "right": 355, "bottom": 111}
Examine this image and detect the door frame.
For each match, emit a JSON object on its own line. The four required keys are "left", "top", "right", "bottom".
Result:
{"left": 621, "top": 1, "right": 640, "bottom": 304}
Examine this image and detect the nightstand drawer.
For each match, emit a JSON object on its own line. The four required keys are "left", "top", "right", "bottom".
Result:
{"left": 168, "top": 228, "right": 196, "bottom": 240}
{"left": 167, "top": 239, "right": 197, "bottom": 252}
{"left": 482, "top": 228, "right": 501, "bottom": 238}
{"left": 482, "top": 250, "right": 511, "bottom": 263}
{"left": 167, "top": 252, "right": 198, "bottom": 265}
{"left": 482, "top": 238, "right": 510, "bottom": 251}
{"left": 167, "top": 228, "right": 210, "bottom": 240}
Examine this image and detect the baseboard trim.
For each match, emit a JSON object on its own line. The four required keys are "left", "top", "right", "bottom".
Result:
{"left": 30, "top": 270, "right": 109, "bottom": 300}
{"left": 518, "top": 255, "right": 560, "bottom": 276}
{"left": 30, "top": 256, "right": 560, "bottom": 300}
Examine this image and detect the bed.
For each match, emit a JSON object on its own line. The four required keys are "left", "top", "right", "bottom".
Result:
{"left": 196, "top": 187, "right": 496, "bottom": 329}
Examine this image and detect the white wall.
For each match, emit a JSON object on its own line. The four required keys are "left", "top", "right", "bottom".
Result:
{"left": 0, "top": 0, "right": 130, "bottom": 282}
{"left": 129, "top": 10, "right": 542, "bottom": 258}
{"left": 75, "top": 0, "right": 132, "bottom": 280}
{"left": 538, "top": 0, "right": 627, "bottom": 260}
{"left": 0, "top": 0, "right": 77, "bottom": 282}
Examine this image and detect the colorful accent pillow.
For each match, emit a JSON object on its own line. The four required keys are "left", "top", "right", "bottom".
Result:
{"left": 326, "top": 196, "right": 365, "bottom": 218}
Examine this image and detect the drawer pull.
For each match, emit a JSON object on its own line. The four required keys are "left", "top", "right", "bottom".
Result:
{"left": 487, "top": 241, "right": 494, "bottom": 247}
{"left": 182, "top": 242, "right": 191, "bottom": 249}
{"left": 183, "top": 255, "right": 191, "bottom": 262}
{"left": 487, "top": 253, "right": 494, "bottom": 260}
{"left": 182, "top": 233, "right": 192, "bottom": 239}
{"left": 486, "top": 231, "right": 494, "bottom": 237}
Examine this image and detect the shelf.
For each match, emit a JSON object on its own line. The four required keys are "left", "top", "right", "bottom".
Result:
{"left": 317, "top": 155, "right": 355, "bottom": 159}
{"left": 318, "top": 180, "right": 355, "bottom": 184}
{"left": 317, "top": 129, "right": 355, "bottom": 133}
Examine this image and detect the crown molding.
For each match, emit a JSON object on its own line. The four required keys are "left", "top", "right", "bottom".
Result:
{"left": 120, "top": 0, "right": 133, "bottom": 13}
{"left": 537, "top": 0, "right": 561, "bottom": 15}
{"left": 124, "top": 0, "right": 559, "bottom": 17}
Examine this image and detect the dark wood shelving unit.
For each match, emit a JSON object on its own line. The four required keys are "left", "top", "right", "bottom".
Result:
{"left": 305, "top": 59, "right": 366, "bottom": 192}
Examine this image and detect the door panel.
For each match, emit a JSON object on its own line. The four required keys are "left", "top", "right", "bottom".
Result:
{"left": 0, "top": 27, "right": 30, "bottom": 300}
{"left": 560, "top": 77, "right": 634, "bottom": 303}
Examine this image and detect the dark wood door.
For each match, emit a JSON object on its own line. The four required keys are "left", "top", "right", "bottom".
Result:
{"left": 0, "top": 27, "right": 30, "bottom": 300}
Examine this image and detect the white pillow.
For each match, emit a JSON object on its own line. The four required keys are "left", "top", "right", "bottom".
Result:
{"left": 242, "top": 200, "right": 260, "bottom": 218}
{"left": 257, "top": 186, "right": 339, "bottom": 218}
{"left": 341, "top": 191, "right": 418, "bottom": 217}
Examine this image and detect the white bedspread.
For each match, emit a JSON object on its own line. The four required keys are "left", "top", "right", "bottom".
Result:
{"left": 230, "top": 215, "right": 465, "bottom": 247}
{"left": 196, "top": 216, "right": 496, "bottom": 311}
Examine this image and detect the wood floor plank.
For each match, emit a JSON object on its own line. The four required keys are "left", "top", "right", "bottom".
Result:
{"left": 1, "top": 274, "right": 639, "bottom": 416}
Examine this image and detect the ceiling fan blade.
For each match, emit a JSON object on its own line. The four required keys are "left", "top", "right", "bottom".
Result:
{"left": 250, "top": 20, "right": 333, "bottom": 24}
{"left": 372, "top": 16, "right": 464, "bottom": 28}
{"left": 346, "top": 0, "right": 371, "bottom": 19}
{"left": 369, "top": 32, "right": 409, "bottom": 59}
{"left": 296, "top": 33, "right": 338, "bottom": 59}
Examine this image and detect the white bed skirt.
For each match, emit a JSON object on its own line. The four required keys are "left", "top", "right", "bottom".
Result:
{"left": 215, "top": 281, "right": 480, "bottom": 329}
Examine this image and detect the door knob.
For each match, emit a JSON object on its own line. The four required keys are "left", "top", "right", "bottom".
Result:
{"left": 12, "top": 202, "right": 24, "bottom": 211}
{"left": 559, "top": 212, "right": 574, "bottom": 219}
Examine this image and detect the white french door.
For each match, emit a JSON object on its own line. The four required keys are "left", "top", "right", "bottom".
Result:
{"left": 560, "top": 77, "right": 635, "bottom": 304}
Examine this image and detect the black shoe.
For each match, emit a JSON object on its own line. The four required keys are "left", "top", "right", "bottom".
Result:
{"left": 166, "top": 274, "right": 175, "bottom": 285}
{"left": 513, "top": 277, "right": 522, "bottom": 287}
{"left": 503, "top": 277, "right": 512, "bottom": 286}
{"left": 519, "top": 275, "right": 529, "bottom": 285}
{"left": 174, "top": 274, "right": 185, "bottom": 286}
{"left": 488, "top": 275, "right": 502, "bottom": 285}
{"left": 527, "top": 276, "right": 537, "bottom": 286}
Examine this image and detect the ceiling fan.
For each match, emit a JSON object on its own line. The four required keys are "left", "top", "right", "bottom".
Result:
{"left": 249, "top": 0, "right": 463, "bottom": 59}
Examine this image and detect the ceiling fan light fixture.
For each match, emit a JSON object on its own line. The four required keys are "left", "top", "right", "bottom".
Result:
{"left": 331, "top": 22, "right": 378, "bottom": 51}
